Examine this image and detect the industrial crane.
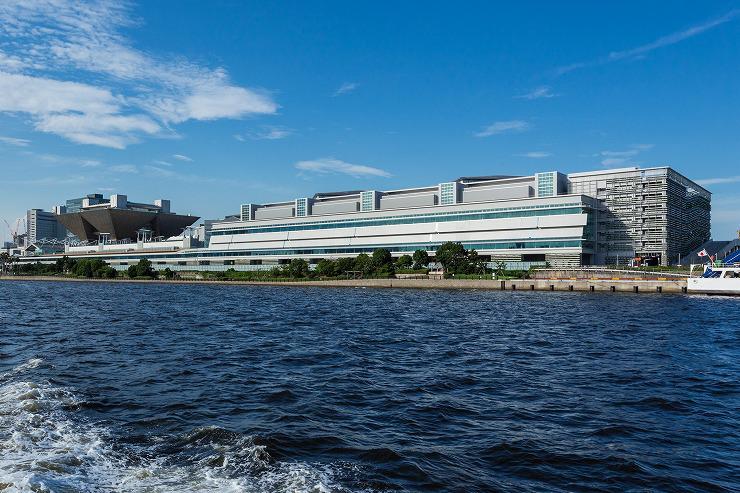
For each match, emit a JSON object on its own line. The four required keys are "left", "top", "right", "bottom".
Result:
{"left": 2, "top": 217, "right": 25, "bottom": 245}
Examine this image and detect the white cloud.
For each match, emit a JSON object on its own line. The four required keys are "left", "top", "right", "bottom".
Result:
{"left": 295, "top": 158, "right": 391, "bottom": 178}
{"left": 0, "top": 1, "right": 277, "bottom": 148}
{"left": 34, "top": 110, "right": 160, "bottom": 149}
{"left": 474, "top": 120, "right": 529, "bottom": 137}
{"left": 172, "top": 154, "right": 192, "bottom": 162}
{"left": 152, "top": 160, "right": 173, "bottom": 167}
{"left": 109, "top": 164, "right": 138, "bottom": 173}
{"left": 0, "top": 135, "right": 31, "bottom": 146}
{"left": 556, "top": 10, "right": 739, "bottom": 75}
{"left": 597, "top": 144, "right": 653, "bottom": 167}
{"left": 516, "top": 151, "right": 551, "bottom": 158}
{"left": 515, "top": 86, "right": 557, "bottom": 100}
{"left": 333, "top": 82, "right": 359, "bottom": 96}
{"left": 241, "top": 125, "right": 293, "bottom": 140}
{"left": 695, "top": 176, "right": 740, "bottom": 186}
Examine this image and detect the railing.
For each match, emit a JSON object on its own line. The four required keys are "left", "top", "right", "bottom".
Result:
{"left": 534, "top": 267, "right": 690, "bottom": 278}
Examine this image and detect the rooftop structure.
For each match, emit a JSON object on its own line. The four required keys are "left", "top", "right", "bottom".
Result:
{"left": 54, "top": 194, "right": 199, "bottom": 243}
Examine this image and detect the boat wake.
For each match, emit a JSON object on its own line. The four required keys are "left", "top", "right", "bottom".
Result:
{"left": 0, "top": 359, "right": 362, "bottom": 492}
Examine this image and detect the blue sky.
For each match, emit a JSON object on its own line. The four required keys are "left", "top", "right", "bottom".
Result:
{"left": 1, "top": 1, "right": 738, "bottom": 244}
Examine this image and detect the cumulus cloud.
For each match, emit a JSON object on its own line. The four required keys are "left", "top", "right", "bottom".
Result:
{"left": 295, "top": 158, "right": 391, "bottom": 178}
{"left": 333, "top": 82, "right": 359, "bottom": 96}
{"left": 474, "top": 120, "right": 529, "bottom": 137}
{"left": 0, "top": 0, "right": 277, "bottom": 148}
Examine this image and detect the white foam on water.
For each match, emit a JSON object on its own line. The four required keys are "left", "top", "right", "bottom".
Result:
{"left": 0, "top": 358, "right": 44, "bottom": 382}
{"left": 0, "top": 359, "right": 368, "bottom": 493}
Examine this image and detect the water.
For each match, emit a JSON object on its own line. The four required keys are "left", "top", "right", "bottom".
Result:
{"left": 0, "top": 281, "right": 738, "bottom": 492}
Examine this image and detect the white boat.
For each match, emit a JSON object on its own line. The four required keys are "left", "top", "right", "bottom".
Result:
{"left": 687, "top": 249, "right": 740, "bottom": 296}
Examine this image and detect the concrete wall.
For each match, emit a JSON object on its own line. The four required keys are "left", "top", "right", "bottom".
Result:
{"left": 380, "top": 192, "right": 436, "bottom": 210}
{"left": 312, "top": 200, "right": 359, "bottom": 215}
{"left": 462, "top": 185, "right": 533, "bottom": 203}
{"left": 254, "top": 205, "right": 294, "bottom": 220}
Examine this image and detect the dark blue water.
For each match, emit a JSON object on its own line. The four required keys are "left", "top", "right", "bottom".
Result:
{"left": 0, "top": 281, "right": 738, "bottom": 492}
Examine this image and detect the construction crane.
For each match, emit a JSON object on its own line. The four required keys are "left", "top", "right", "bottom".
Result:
{"left": 2, "top": 217, "right": 24, "bottom": 245}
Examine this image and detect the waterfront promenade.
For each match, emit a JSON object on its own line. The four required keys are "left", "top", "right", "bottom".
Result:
{"left": 0, "top": 274, "right": 688, "bottom": 293}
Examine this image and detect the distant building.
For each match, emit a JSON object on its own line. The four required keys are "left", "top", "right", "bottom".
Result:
{"left": 64, "top": 193, "right": 108, "bottom": 213}
{"left": 568, "top": 167, "right": 710, "bottom": 265}
{"left": 15, "top": 166, "right": 711, "bottom": 270}
{"left": 54, "top": 194, "right": 199, "bottom": 242}
{"left": 26, "top": 209, "right": 66, "bottom": 244}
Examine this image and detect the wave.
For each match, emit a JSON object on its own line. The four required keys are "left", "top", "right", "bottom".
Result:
{"left": 0, "top": 359, "right": 365, "bottom": 492}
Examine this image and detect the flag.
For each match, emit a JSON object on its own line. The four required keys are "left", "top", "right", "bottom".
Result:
{"left": 697, "top": 249, "right": 708, "bottom": 257}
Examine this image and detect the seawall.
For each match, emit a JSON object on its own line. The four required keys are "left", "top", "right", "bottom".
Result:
{"left": 0, "top": 276, "right": 687, "bottom": 293}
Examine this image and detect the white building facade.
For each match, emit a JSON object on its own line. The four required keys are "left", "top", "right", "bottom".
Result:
{"left": 16, "top": 167, "right": 709, "bottom": 270}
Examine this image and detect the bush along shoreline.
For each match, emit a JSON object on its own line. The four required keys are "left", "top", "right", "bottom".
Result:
{"left": 2, "top": 242, "right": 547, "bottom": 282}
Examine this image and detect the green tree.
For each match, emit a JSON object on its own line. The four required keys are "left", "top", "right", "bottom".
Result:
{"left": 372, "top": 248, "right": 394, "bottom": 275}
{"left": 162, "top": 267, "right": 175, "bottom": 280}
{"left": 127, "top": 259, "right": 156, "bottom": 278}
{"left": 396, "top": 254, "right": 413, "bottom": 270}
{"left": 75, "top": 259, "right": 94, "bottom": 278}
{"left": 288, "top": 258, "right": 309, "bottom": 278}
{"left": 465, "top": 248, "right": 485, "bottom": 274}
{"left": 315, "top": 259, "right": 336, "bottom": 277}
{"left": 0, "top": 252, "right": 9, "bottom": 274}
{"left": 435, "top": 242, "right": 468, "bottom": 273}
{"left": 412, "top": 249, "right": 429, "bottom": 270}
{"left": 55, "top": 255, "right": 77, "bottom": 275}
{"left": 335, "top": 257, "right": 355, "bottom": 276}
{"left": 494, "top": 260, "right": 507, "bottom": 278}
{"left": 354, "top": 253, "right": 374, "bottom": 276}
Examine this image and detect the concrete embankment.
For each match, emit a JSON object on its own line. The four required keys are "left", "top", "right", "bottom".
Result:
{"left": 0, "top": 275, "right": 687, "bottom": 293}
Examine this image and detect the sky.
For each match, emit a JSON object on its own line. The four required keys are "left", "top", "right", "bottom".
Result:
{"left": 0, "top": 0, "right": 738, "bottom": 244}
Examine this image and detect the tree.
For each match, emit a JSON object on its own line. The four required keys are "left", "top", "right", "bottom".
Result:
{"left": 335, "top": 257, "right": 355, "bottom": 276}
{"left": 372, "top": 248, "right": 393, "bottom": 273}
{"left": 412, "top": 249, "right": 429, "bottom": 270}
{"left": 466, "top": 249, "right": 485, "bottom": 274}
{"left": 494, "top": 260, "right": 507, "bottom": 278}
{"left": 55, "top": 255, "right": 77, "bottom": 275}
{"left": 75, "top": 259, "right": 94, "bottom": 278}
{"left": 0, "top": 252, "right": 9, "bottom": 274}
{"left": 354, "top": 253, "right": 374, "bottom": 276}
{"left": 128, "top": 259, "right": 156, "bottom": 278}
{"left": 315, "top": 259, "right": 336, "bottom": 278}
{"left": 435, "top": 242, "right": 468, "bottom": 273}
{"left": 396, "top": 254, "right": 413, "bottom": 270}
{"left": 288, "top": 258, "right": 309, "bottom": 278}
